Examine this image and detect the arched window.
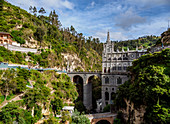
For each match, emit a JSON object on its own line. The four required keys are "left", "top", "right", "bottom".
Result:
{"left": 118, "top": 57, "right": 122, "bottom": 60}
{"left": 118, "top": 64, "right": 122, "bottom": 70}
{"left": 112, "top": 66, "right": 116, "bottom": 70}
{"left": 105, "top": 92, "right": 109, "bottom": 100}
{"left": 113, "top": 57, "right": 117, "bottom": 60}
{"left": 105, "top": 77, "right": 109, "bottom": 84}
{"left": 123, "top": 64, "right": 127, "bottom": 70}
{"left": 104, "top": 67, "right": 106, "bottom": 73}
{"left": 117, "top": 77, "right": 122, "bottom": 84}
{"left": 108, "top": 67, "right": 110, "bottom": 73}
{"left": 107, "top": 47, "right": 110, "bottom": 52}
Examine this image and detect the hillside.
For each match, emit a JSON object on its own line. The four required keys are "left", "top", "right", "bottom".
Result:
{"left": 114, "top": 35, "right": 160, "bottom": 51}
{"left": 0, "top": 68, "right": 78, "bottom": 123}
{"left": 114, "top": 48, "right": 170, "bottom": 123}
{"left": 0, "top": 0, "right": 102, "bottom": 71}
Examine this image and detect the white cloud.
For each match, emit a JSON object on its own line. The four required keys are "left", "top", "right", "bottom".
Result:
{"left": 115, "top": 8, "right": 146, "bottom": 30}
{"left": 127, "top": 0, "right": 170, "bottom": 8}
{"left": 94, "top": 31, "right": 128, "bottom": 42}
{"left": 9, "top": 0, "right": 74, "bottom": 11}
{"left": 85, "top": 1, "right": 96, "bottom": 10}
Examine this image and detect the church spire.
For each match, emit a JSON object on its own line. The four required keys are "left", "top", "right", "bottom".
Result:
{"left": 106, "top": 31, "right": 111, "bottom": 43}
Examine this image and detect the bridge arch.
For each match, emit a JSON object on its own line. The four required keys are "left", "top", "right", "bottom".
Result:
{"left": 96, "top": 119, "right": 111, "bottom": 124}
{"left": 72, "top": 75, "right": 84, "bottom": 102}
{"left": 67, "top": 72, "right": 101, "bottom": 110}
{"left": 92, "top": 117, "right": 114, "bottom": 124}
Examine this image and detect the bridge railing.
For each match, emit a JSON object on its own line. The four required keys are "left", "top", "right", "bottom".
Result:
{"left": 68, "top": 71, "right": 102, "bottom": 73}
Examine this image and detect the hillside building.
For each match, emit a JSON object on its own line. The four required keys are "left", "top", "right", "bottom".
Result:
{"left": 0, "top": 32, "right": 20, "bottom": 46}
{"left": 101, "top": 32, "right": 147, "bottom": 109}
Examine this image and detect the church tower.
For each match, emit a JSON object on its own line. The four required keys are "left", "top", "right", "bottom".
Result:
{"left": 106, "top": 31, "right": 111, "bottom": 43}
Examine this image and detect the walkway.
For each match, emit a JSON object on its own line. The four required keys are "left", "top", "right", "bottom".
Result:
{"left": 0, "top": 44, "right": 37, "bottom": 53}
{"left": 0, "top": 93, "right": 24, "bottom": 109}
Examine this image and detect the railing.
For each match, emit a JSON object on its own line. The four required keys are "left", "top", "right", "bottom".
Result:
{"left": 68, "top": 71, "right": 102, "bottom": 74}
{"left": 0, "top": 63, "right": 67, "bottom": 73}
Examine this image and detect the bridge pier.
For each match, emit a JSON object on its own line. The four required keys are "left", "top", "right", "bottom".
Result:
{"left": 83, "top": 77, "right": 92, "bottom": 110}
{"left": 67, "top": 72, "right": 101, "bottom": 110}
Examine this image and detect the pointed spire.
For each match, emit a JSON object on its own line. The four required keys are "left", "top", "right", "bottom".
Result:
{"left": 106, "top": 31, "right": 111, "bottom": 43}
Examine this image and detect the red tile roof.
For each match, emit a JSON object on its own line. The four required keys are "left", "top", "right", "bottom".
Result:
{"left": 0, "top": 32, "right": 13, "bottom": 38}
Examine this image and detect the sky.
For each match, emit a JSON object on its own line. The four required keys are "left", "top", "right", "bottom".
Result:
{"left": 7, "top": 0, "right": 170, "bottom": 42}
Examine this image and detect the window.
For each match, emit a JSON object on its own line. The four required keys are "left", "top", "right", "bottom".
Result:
{"left": 117, "top": 77, "right": 122, "bottom": 84}
{"left": 118, "top": 64, "right": 122, "bottom": 70}
{"left": 105, "top": 92, "right": 109, "bottom": 100}
{"left": 123, "top": 66, "right": 127, "bottom": 70}
{"left": 112, "top": 66, "right": 116, "bottom": 70}
{"left": 131, "top": 54, "right": 134, "bottom": 58}
{"left": 112, "top": 88, "right": 114, "bottom": 91}
{"left": 105, "top": 77, "right": 109, "bottom": 84}
{"left": 107, "top": 47, "right": 110, "bottom": 52}
{"left": 104, "top": 67, "right": 106, "bottom": 73}
{"left": 118, "top": 57, "right": 122, "bottom": 60}
{"left": 108, "top": 67, "right": 110, "bottom": 73}
{"left": 113, "top": 57, "right": 117, "bottom": 60}
{"left": 106, "top": 88, "right": 108, "bottom": 90}
{"left": 123, "top": 64, "right": 127, "bottom": 70}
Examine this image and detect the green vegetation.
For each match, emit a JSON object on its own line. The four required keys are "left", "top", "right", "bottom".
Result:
{"left": 0, "top": 102, "right": 33, "bottom": 124}
{"left": 71, "top": 110, "right": 90, "bottom": 124}
{"left": 0, "top": 0, "right": 102, "bottom": 71}
{"left": 11, "top": 30, "right": 25, "bottom": 44}
{"left": 0, "top": 68, "right": 78, "bottom": 123}
{"left": 0, "top": 46, "right": 26, "bottom": 64}
{"left": 114, "top": 48, "right": 170, "bottom": 123}
{"left": 114, "top": 35, "right": 160, "bottom": 51}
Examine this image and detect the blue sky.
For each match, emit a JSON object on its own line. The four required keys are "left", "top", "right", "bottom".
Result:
{"left": 7, "top": 0, "right": 170, "bottom": 42}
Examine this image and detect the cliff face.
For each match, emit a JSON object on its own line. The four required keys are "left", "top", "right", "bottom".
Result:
{"left": 161, "top": 28, "right": 170, "bottom": 45}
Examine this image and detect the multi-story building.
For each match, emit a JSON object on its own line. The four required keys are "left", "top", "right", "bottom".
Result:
{"left": 101, "top": 32, "right": 147, "bottom": 109}
{"left": 0, "top": 32, "right": 20, "bottom": 46}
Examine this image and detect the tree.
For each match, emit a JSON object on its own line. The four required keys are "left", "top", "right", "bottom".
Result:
{"left": 33, "top": 6, "right": 37, "bottom": 16}
{"left": 49, "top": 10, "right": 61, "bottom": 28}
{"left": 71, "top": 110, "right": 90, "bottom": 124}
{"left": 29, "top": 6, "right": 33, "bottom": 14}
{"left": 0, "top": 69, "right": 15, "bottom": 100}
{"left": 38, "top": 7, "right": 46, "bottom": 15}
{"left": 0, "top": 0, "right": 4, "bottom": 11}
{"left": 51, "top": 97, "right": 63, "bottom": 116}
{"left": 114, "top": 49, "right": 170, "bottom": 123}
{"left": 34, "top": 27, "right": 45, "bottom": 47}
{"left": 0, "top": 102, "right": 33, "bottom": 124}
{"left": 61, "top": 111, "right": 71, "bottom": 123}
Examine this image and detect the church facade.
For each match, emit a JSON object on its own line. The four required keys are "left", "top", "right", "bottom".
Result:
{"left": 101, "top": 32, "right": 147, "bottom": 109}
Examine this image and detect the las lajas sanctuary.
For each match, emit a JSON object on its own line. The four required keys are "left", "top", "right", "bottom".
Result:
{"left": 101, "top": 32, "right": 147, "bottom": 109}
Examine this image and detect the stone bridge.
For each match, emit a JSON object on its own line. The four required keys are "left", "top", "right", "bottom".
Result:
{"left": 67, "top": 72, "right": 101, "bottom": 110}
{"left": 86, "top": 112, "right": 116, "bottom": 124}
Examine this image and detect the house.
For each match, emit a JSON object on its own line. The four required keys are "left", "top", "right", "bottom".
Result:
{"left": 0, "top": 32, "right": 20, "bottom": 46}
